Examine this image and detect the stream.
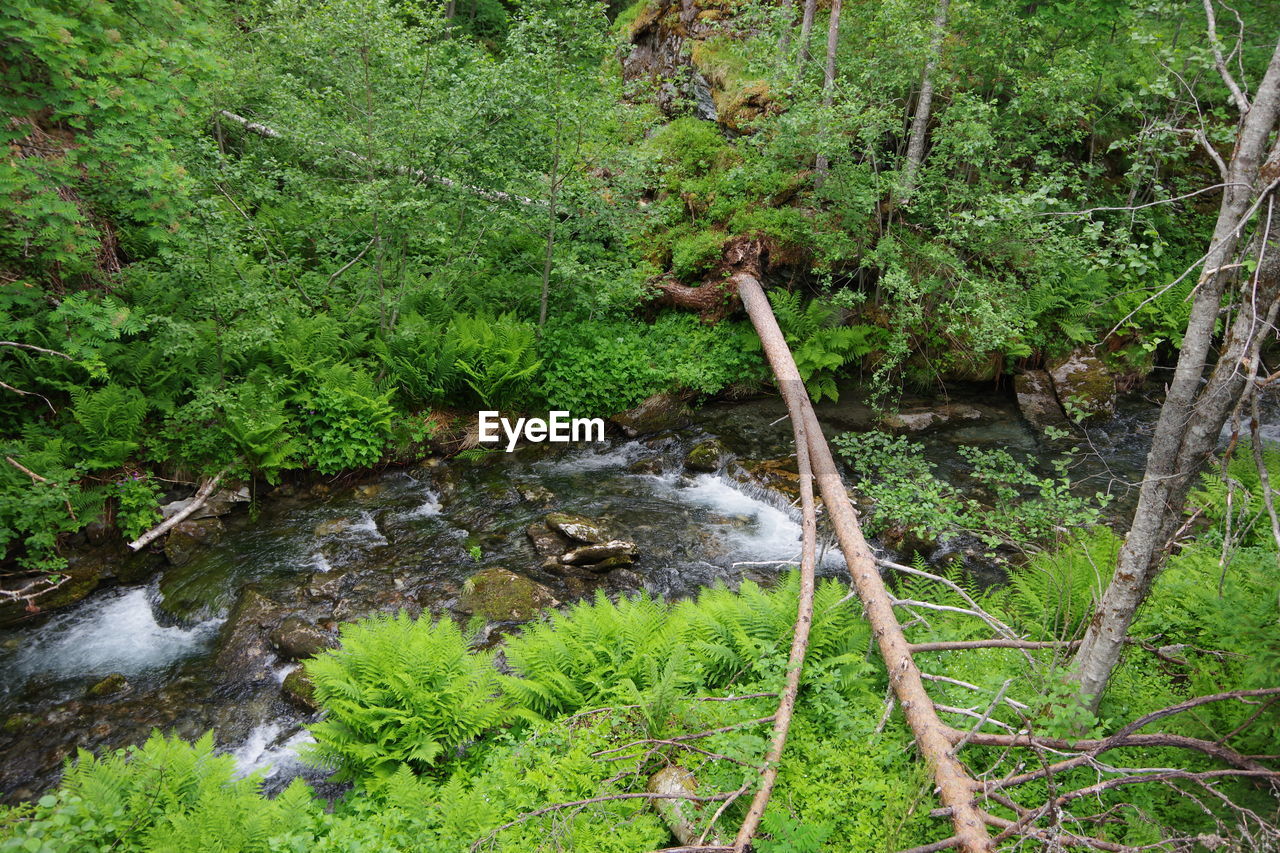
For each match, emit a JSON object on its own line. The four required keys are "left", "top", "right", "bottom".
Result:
{"left": 0, "top": 382, "right": 1197, "bottom": 801}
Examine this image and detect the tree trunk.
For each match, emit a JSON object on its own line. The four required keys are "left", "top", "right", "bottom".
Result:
{"left": 737, "top": 273, "right": 992, "bottom": 853}
{"left": 1071, "top": 37, "right": 1280, "bottom": 708}
{"left": 796, "top": 0, "right": 817, "bottom": 74}
{"left": 777, "top": 0, "right": 794, "bottom": 56}
{"left": 898, "top": 0, "right": 950, "bottom": 203}
{"left": 812, "top": 0, "right": 842, "bottom": 185}
{"left": 539, "top": 117, "right": 562, "bottom": 330}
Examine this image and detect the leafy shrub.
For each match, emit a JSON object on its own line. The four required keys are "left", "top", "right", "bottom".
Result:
{"left": 113, "top": 476, "right": 162, "bottom": 540}
{"left": 538, "top": 313, "right": 764, "bottom": 415}
{"left": 0, "top": 436, "right": 103, "bottom": 571}
{"left": 305, "top": 613, "right": 509, "bottom": 782}
{"left": 296, "top": 367, "right": 395, "bottom": 475}
{"left": 832, "top": 431, "right": 1107, "bottom": 551}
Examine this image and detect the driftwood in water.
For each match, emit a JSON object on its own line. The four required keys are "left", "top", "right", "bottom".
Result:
{"left": 127, "top": 471, "right": 225, "bottom": 552}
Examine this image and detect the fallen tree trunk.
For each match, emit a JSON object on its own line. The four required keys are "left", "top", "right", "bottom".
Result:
{"left": 736, "top": 273, "right": 992, "bottom": 853}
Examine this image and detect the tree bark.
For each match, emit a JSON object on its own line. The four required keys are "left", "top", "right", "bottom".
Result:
{"left": 127, "top": 472, "right": 226, "bottom": 551}
{"left": 1071, "top": 36, "right": 1280, "bottom": 708}
{"left": 796, "top": 0, "right": 817, "bottom": 75}
{"left": 539, "top": 117, "right": 562, "bottom": 330}
{"left": 737, "top": 274, "right": 992, "bottom": 853}
{"left": 812, "top": 0, "right": 842, "bottom": 185}
{"left": 898, "top": 0, "right": 950, "bottom": 202}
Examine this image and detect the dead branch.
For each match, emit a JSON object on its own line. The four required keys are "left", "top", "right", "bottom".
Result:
{"left": 909, "top": 639, "right": 1082, "bottom": 653}
{"left": 0, "top": 341, "right": 73, "bottom": 360}
{"left": 6, "top": 456, "right": 78, "bottom": 521}
{"left": 217, "top": 110, "right": 539, "bottom": 206}
{"left": 127, "top": 471, "right": 225, "bottom": 551}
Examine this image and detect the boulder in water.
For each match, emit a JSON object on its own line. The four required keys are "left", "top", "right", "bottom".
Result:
{"left": 685, "top": 438, "right": 728, "bottom": 472}
{"left": 282, "top": 668, "right": 319, "bottom": 711}
{"left": 268, "top": 616, "right": 334, "bottom": 661}
{"left": 1014, "top": 370, "right": 1070, "bottom": 433}
{"left": 561, "top": 540, "right": 638, "bottom": 566}
{"left": 458, "top": 568, "right": 560, "bottom": 622}
{"left": 881, "top": 404, "right": 987, "bottom": 433}
{"left": 544, "top": 512, "right": 609, "bottom": 544}
{"left": 611, "top": 392, "right": 690, "bottom": 437}
{"left": 159, "top": 486, "right": 249, "bottom": 521}
{"left": 214, "top": 588, "right": 284, "bottom": 683}
{"left": 1048, "top": 349, "right": 1117, "bottom": 421}
{"left": 86, "top": 672, "right": 130, "bottom": 698}
{"left": 526, "top": 521, "right": 572, "bottom": 558}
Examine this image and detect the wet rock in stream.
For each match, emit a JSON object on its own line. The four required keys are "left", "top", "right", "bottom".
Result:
{"left": 458, "top": 568, "right": 560, "bottom": 622}
{"left": 268, "top": 617, "right": 335, "bottom": 661}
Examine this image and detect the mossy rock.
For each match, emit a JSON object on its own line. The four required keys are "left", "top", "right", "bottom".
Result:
{"left": 611, "top": 392, "right": 691, "bottom": 437}
{"left": 86, "top": 673, "right": 130, "bottom": 698}
{"left": 458, "top": 568, "right": 560, "bottom": 622}
{"left": 282, "top": 668, "right": 319, "bottom": 711}
{"left": 686, "top": 438, "right": 728, "bottom": 472}
{"left": 163, "top": 518, "right": 224, "bottom": 567}
{"left": 1048, "top": 349, "right": 1117, "bottom": 421}
{"left": 0, "top": 559, "right": 103, "bottom": 628}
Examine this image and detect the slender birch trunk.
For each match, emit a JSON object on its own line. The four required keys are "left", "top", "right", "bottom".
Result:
{"left": 1071, "top": 36, "right": 1280, "bottom": 708}
{"left": 898, "top": 0, "right": 950, "bottom": 202}
{"left": 813, "top": 0, "right": 842, "bottom": 185}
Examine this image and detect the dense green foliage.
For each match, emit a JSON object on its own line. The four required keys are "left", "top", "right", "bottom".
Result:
{"left": 3, "top": 0, "right": 1278, "bottom": 848}
{"left": 3, "top": 0, "right": 1273, "bottom": 573}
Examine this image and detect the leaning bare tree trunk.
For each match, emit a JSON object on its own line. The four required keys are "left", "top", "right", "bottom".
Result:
{"left": 737, "top": 274, "right": 992, "bottom": 853}
{"left": 898, "top": 0, "right": 950, "bottom": 203}
{"left": 1071, "top": 37, "right": 1280, "bottom": 709}
{"left": 732, "top": 349, "right": 817, "bottom": 851}
{"left": 776, "top": 0, "right": 794, "bottom": 56}
{"left": 812, "top": 0, "right": 842, "bottom": 185}
{"left": 539, "top": 117, "right": 562, "bottom": 330}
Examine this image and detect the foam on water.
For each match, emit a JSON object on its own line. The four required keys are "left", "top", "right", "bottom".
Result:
{"left": 402, "top": 488, "right": 442, "bottom": 518}
{"left": 347, "top": 512, "right": 387, "bottom": 544}
{"left": 538, "top": 441, "right": 642, "bottom": 474}
{"left": 668, "top": 474, "right": 804, "bottom": 561}
{"left": 232, "top": 722, "right": 315, "bottom": 780}
{"left": 3, "top": 586, "right": 222, "bottom": 684}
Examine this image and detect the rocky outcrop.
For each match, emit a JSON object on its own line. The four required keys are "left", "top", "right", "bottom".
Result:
{"left": 611, "top": 392, "right": 691, "bottom": 437}
{"left": 214, "top": 588, "right": 285, "bottom": 684}
{"left": 1014, "top": 370, "right": 1069, "bottom": 433}
{"left": 268, "top": 616, "right": 334, "bottom": 661}
{"left": 458, "top": 568, "right": 560, "bottom": 622}
{"left": 159, "top": 486, "right": 249, "bottom": 521}
{"left": 1047, "top": 349, "right": 1117, "bottom": 421}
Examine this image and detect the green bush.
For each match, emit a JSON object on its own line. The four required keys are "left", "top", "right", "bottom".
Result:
{"left": 537, "top": 313, "right": 764, "bottom": 415}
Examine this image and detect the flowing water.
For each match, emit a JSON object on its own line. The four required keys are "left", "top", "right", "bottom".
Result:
{"left": 0, "top": 383, "right": 1177, "bottom": 800}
